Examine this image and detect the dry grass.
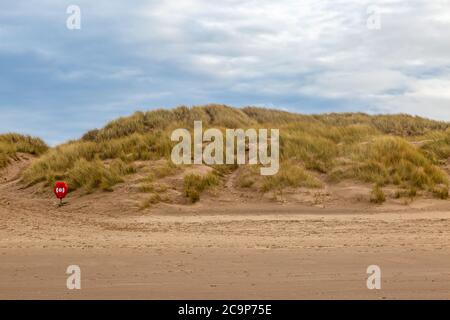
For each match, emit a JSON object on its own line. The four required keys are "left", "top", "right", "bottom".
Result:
{"left": 332, "top": 137, "right": 448, "bottom": 192}
{"left": 145, "top": 161, "right": 179, "bottom": 182}
{"left": 18, "top": 105, "right": 450, "bottom": 202}
{"left": 420, "top": 129, "right": 450, "bottom": 162}
{"left": 262, "top": 162, "right": 322, "bottom": 192}
{"left": 139, "top": 193, "right": 162, "bottom": 210}
{"left": 0, "top": 133, "right": 48, "bottom": 169}
{"left": 431, "top": 185, "right": 449, "bottom": 199}
{"left": 184, "top": 172, "right": 220, "bottom": 203}
{"left": 237, "top": 162, "right": 322, "bottom": 193}
{"left": 22, "top": 133, "right": 168, "bottom": 190}
{"left": 67, "top": 158, "right": 135, "bottom": 193}
{"left": 370, "top": 185, "right": 386, "bottom": 204}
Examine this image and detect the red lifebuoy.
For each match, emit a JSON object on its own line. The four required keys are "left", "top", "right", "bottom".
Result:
{"left": 54, "top": 181, "right": 69, "bottom": 200}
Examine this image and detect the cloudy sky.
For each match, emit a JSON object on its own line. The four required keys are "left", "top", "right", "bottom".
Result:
{"left": 1, "top": 0, "right": 450, "bottom": 145}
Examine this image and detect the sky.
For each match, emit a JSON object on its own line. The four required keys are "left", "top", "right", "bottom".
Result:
{"left": 1, "top": 0, "right": 450, "bottom": 145}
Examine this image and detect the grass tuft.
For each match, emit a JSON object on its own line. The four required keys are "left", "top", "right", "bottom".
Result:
{"left": 261, "top": 161, "right": 322, "bottom": 193}
{"left": 370, "top": 185, "right": 386, "bottom": 204}
{"left": 184, "top": 172, "right": 220, "bottom": 203}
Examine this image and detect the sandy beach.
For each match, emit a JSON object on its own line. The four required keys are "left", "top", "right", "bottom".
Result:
{"left": 1, "top": 159, "right": 449, "bottom": 299}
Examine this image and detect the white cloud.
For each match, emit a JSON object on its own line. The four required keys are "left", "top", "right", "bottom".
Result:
{"left": 111, "top": 0, "right": 450, "bottom": 118}
{"left": 1, "top": 0, "right": 450, "bottom": 144}
{"left": 373, "top": 77, "right": 450, "bottom": 120}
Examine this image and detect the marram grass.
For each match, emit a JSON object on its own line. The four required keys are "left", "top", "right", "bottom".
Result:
{"left": 14, "top": 105, "right": 450, "bottom": 200}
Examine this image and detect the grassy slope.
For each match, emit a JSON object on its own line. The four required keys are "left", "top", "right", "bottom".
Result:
{"left": 20, "top": 104, "right": 450, "bottom": 201}
{"left": 0, "top": 134, "right": 48, "bottom": 170}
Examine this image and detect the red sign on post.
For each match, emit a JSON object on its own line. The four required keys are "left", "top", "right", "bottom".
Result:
{"left": 54, "top": 181, "right": 68, "bottom": 204}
